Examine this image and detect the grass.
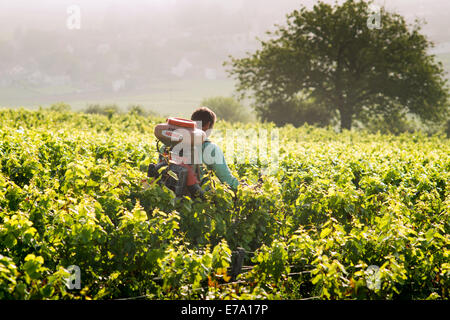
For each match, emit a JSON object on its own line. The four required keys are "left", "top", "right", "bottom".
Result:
{"left": 0, "top": 78, "right": 238, "bottom": 117}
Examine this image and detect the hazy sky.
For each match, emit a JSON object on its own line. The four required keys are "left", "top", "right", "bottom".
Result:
{"left": 1, "top": 0, "right": 449, "bottom": 44}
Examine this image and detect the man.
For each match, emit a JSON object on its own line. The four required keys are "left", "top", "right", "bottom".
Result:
{"left": 191, "top": 107, "right": 239, "bottom": 191}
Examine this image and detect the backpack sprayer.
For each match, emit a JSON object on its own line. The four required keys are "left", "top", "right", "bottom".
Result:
{"left": 148, "top": 117, "right": 206, "bottom": 198}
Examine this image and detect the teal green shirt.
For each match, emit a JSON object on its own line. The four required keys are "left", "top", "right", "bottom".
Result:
{"left": 200, "top": 140, "right": 239, "bottom": 191}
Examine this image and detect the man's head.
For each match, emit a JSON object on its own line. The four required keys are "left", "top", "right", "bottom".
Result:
{"left": 191, "top": 106, "right": 216, "bottom": 133}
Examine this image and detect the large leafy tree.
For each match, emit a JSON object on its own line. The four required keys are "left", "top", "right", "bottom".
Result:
{"left": 226, "top": 0, "right": 449, "bottom": 131}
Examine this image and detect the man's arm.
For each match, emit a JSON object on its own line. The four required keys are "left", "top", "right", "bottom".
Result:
{"left": 203, "top": 142, "right": 239, "bottom": 191}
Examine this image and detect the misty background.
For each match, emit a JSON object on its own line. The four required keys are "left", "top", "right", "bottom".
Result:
{"left": 1, "top": 0, "right": 449, "bottom": 117}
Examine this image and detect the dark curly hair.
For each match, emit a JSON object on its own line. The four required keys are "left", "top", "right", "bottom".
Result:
{"left": 191, "top": 106, "right": 216, "bottom": 129}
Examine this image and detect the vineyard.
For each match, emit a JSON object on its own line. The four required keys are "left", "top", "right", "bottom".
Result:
{"left": 0, "top": 108, "right": 448, "bottom": 300}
